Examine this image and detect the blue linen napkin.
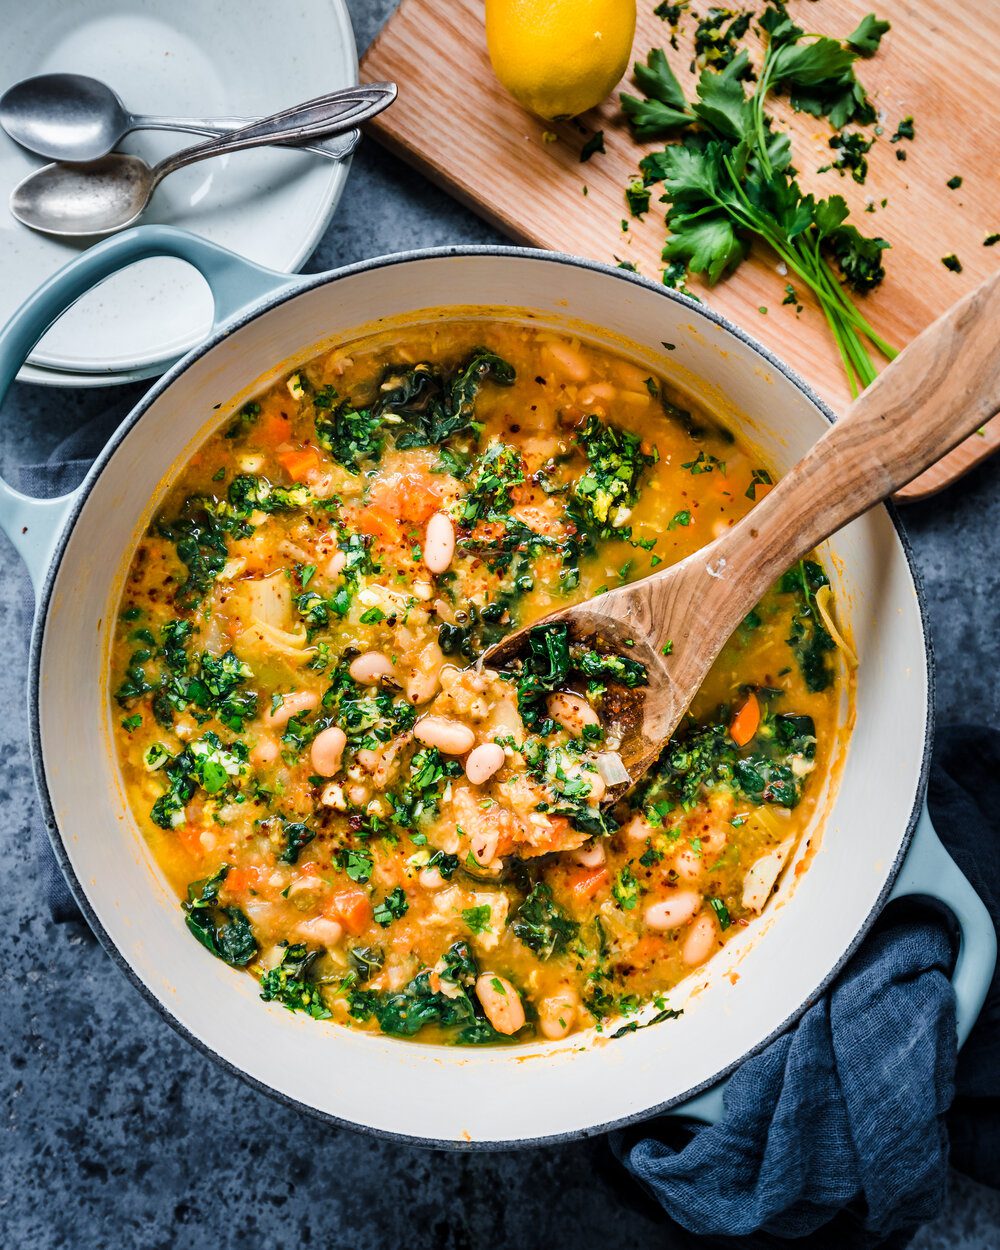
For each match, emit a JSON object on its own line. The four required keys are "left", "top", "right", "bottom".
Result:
{"left": 610, "top": 724, "right": 1000, "bottom": 1247}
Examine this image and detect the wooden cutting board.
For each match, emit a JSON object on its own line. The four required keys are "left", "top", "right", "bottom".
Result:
{"left": 362, "top": 0, "right": 1000, "bottom": 502}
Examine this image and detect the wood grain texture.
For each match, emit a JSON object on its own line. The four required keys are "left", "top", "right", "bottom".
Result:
{"left": 362, "top": 0, "right": 1000, "bottom": 501}
{"left": 485, "top": 271, "right": 1000, "bottom": 793}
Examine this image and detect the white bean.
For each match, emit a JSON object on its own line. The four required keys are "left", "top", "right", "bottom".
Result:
{"left": 537, "top": 988, "right": 579, "bottom": 1040}
{"left": 465, "top": 742, "right": 505, "bottom": 785}
{"left": 265, "top": 689, "right": 319, "bottom": 728}
{"left": 475, "top": 974, "right": 525, "bottom": 1035}
{"left": 327, "top": 549, "right": 348, "bottom": 578}
{"left": 423, "top": 512, "right": 456, "bottom": 574}
{"left": 624, "top": 814, "right": 656, "bottom": 843}
{"left": 414, "top": 715, "right": 476, "bottom": 755}
{"left": 470, "top": 825, "right": 500, "bottom": 867}
{"left": 310, "top": 726, "right": 347, "bottom": 776}
{"left": 572, "top": 840, "right": 606, "bottom": 869}
{"left": 673, "top": 848, "right": 705, "bottom": 883}
{"left": 418, "top": 866, "right": 447, "bottom": 891}
{"left": 349, "top": 651, "right": 395, "bottom": 686}
{"left": 295, "top": 916, "right": 344, "bottom": 950}
{"left": 682, "top": 912, "right": 718, "bottom": 966}
{"left": 543, "top": 339, "right": 591, "bottom": 382}
{"left": 250, "top": 736, "right": 280, "bottom": 768}
{"left": 644, "top": 890, "right": 701, "bottom": 931}
{"left": 405, "top": 640, "right": 444, "bottom": 705}
{"left": 546, "top": 691, "right": 600, "bottom": 737}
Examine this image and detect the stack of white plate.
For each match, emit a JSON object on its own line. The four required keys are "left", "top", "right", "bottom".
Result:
{"left": 1, "top": 0, "right": 357, "bottom": 386}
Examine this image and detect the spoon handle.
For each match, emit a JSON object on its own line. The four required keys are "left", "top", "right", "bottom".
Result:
{"left": 150, "top": 84, "right": 396, "bottom": 184}
{"left": 129, "top": 115, "right": 358, "bottom": 160}
{"left": 669, "top": 268, "right": 1000, "bottom": 637}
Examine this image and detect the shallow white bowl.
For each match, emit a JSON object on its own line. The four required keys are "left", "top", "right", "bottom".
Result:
{"left": 0, "top": 0, "right": 357, "bottom": 383}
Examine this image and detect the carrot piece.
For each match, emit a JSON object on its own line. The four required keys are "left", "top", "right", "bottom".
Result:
{"left": 278, "top": 446, "right": 321, "bottom": 481}
{"left": 356, "top": 504, "right": 404, "bottom": 546}
{"left": 370, "top": 474, "right": 441, "bottom": 525}
{"left": 565, "top": 865, "right": 609, "bottom": 902}
{"left": 224, "top": 866, "right": 261, "bottom": 894}
{"left": 396, "top": 475, "right": 442, "bottom": 524}
{"left": 330, "top": 889, "right": 373, "bottom": 935}
{"left": 175, "top": 824, "right": 204, "bottom": 857}
{"left": 729, "top": 692, "right": 761, "bottom": 747}
{"left": 257, "top": 409, "right": 292, "bottom": 447}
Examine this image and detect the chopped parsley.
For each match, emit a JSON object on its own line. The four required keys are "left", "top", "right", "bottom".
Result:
{"left": 374, "top": 886, "right": 409, "bottom": 927}
{"left": 511, "top": 883, "right": 578, "bottom": 958}
{"left": 621, "top": 12, "right": 898, "bottom": 396}
{"left": 259, "top": 944, "right": 331, "bottom": 1019}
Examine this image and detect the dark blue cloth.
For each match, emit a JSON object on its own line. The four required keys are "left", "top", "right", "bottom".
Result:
{"left": 611, "top": 725, "right": 1000, "bottom": 1247}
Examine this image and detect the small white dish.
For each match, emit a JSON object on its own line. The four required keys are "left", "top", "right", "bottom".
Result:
{"left": 0, "top": 0, "right": 357, "bottom": 384}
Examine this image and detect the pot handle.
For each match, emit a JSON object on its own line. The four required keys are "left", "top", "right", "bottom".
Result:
{"left": 0, "top": 225, "right": 297, "bottom": 594}
{"left": 670, "top": 800, "right": 996, "bottom": 1126}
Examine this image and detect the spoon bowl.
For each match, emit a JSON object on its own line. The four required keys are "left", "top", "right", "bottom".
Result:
{"left": 11, "top": 154, "right": 151, "bottom": 236}
{"left": 483, "top": 270, "right": 1000, "bottom": 802}
{"left": 0, "top": 73, "right": 129, "bottom": 164}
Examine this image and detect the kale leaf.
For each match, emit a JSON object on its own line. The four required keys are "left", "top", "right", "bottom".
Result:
{"left": 259, "top": 943, "right": 331, "bottom": 1019}
{"left": 311, "top": 349, "right": 515, "bottom": 471}
{"left": 183, "top": 866, "right": 258, "bottom": 966}
{"left": 572, "top": 415, "right": 657, "bottom": 532}
{"left": 511, "top": 883, "right": 578, "bottom": 958}
{"left": 780, "top": 559, "right": 836, "bottom": 692}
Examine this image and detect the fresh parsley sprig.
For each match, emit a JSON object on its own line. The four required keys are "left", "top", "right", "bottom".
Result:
{"left": 621, "top": 6, "right": 897, "bottom": 395}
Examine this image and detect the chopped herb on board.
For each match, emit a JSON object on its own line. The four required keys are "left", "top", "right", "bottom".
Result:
{"left": 941, "top": 254, "right": 963, "bottom": 272}
{"left": 619, "top": 8, "right": 898, "bottom": 396}
{"left": 820, "top": 131, "right": 874, "bottom": 184}
{"left": 846, "top": 13, "right": 891, "bottom": 56}
{"left": 890, "top": 116, "right": 915, "bottom": 143}
{"left": 580, "top": 130, "right": 605, "bottom": 162}
{"left": 946, "top": 175, "right": 963, "bottom": 190}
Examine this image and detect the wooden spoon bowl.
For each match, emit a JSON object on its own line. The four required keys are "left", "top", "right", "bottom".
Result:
{"left": 483, "top": 271, "right": 1000, "bottom": 798}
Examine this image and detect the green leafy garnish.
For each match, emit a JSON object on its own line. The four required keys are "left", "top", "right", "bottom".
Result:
{"left": 374, "top": 886, "right": 409, "bottom": 927}
{"left": 621, "top": 12, "right": 898, "bottom": 396}
{"left": 572, "top": 415, "right": 657, "bottom": 531}
{"left": 259, "top": 943, "right": 331, "bottom": 1019}
{"left": 511, "top": 883, "right": 578, "bottom": 958}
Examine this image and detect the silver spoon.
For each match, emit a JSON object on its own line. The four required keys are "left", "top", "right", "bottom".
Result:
{"left": 10, "top": 83, "right": 397, "bottom": 237}
{"left": 0, "top": 73, "right": 359, "bottom": 163}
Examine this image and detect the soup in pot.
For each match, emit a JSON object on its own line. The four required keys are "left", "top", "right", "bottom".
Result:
{"left": 110, "top": 318, "right": 852, "bottom": 1045}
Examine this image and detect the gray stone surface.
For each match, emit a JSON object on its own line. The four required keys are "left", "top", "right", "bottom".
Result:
{"left": 1, "top": 2, "right": 998, "bottom": 1246}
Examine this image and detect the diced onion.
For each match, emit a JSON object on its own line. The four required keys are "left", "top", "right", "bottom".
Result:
{"left": 595, "top": 752, "right": 631, "bottom": 787}
{"left": 815, "top": 585, "right": 858, "bottom": 669}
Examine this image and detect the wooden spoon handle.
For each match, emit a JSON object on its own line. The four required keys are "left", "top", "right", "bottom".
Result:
{"left": 683, "top": 268, "right": 1000, "bottom": 630}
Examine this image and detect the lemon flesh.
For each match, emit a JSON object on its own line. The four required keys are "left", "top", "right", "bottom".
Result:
{"left": 486, "top": 0, "right": 637, "bottom": 121}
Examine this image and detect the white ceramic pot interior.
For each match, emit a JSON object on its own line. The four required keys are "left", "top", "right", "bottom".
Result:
{"left": 37, "top": 254, "right": 928, "bottom": 1145}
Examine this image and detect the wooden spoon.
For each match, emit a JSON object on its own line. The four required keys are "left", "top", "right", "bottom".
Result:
{"left": 483, "top": 271, "right": 1000, "bottom": 799}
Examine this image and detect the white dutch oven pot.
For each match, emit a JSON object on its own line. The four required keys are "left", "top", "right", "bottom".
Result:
{"left": 1, "top": 227, "right": 994, "bottom": 1146}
